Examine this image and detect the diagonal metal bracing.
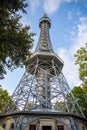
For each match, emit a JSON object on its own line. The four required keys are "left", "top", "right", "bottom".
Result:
{"left": 1, "top": 14, "right": 87, "bottom": 130}
{"left": 3, "top": 58, "right": 85, "bottom": 118}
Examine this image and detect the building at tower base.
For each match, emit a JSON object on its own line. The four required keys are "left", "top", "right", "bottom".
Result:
{"left": 0, "top": 114, "right": 87, "bottom": 130}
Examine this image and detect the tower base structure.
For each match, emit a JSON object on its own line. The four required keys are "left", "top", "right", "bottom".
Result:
{"left": 0, "top": 14, "right": 87, "bottom": 130}
{"left": 0, "top": 55, "right": 87, "bottom": 129}
{"left": 0, "top": 111, "right": 87, "bottom": 130}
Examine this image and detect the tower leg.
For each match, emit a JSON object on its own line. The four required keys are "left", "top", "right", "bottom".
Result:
{"left": 70, "top": 118, "right": 78, "bottom": 130}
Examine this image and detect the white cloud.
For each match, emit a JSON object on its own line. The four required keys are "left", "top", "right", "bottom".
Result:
{"left": 43, "top": 0, "right": 61, "bottom": 14}
{"left": 68, "top": 11, "right": 73, "bottom": 20}
{"left": 57, "top": 48, "right": 81, "bottom": 89}
{"left": 57, "top": 16, "right": 87, "bottom": 89}
{"left": 29, "top": 0, "right": 86, "bottom": 15}
{"left": 30, "top": 0, "right": 40, "bottom": 13}
{"left": 71, "top": 17, "right": 87, "bottom": 54}
{"left": 20, "top": 17, "right": 31, "bottom": 27}
{"left": 30, "top": 0, "right": 62, "bottom": 15}
{"left": 77, "top": 9, "right": 81, "bottom": 16}
{"left": 64, "top": 0, "right": 78, "bottom": 2}
{"left": 29, "top": 0, "right": 80, "bottom": 15}
{"left": 63, "top": 0, "right": 72, "bottom": 2}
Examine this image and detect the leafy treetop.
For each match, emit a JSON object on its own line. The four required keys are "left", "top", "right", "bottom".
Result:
{"left": 0, "top": 0, "right": 34, "bottom": 78}
{"left": 0, "top": 85, "right": 13, "bottom": 112}
{"left": 74, "top": 43, "right": 87, "bottom": 84}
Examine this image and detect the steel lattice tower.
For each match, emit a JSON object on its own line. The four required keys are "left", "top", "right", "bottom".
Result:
{"left": 1, "top": 14, "right": 87, "bottom": 130}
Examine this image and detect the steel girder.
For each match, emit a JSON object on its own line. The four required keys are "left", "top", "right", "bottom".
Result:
{"left": 3, "top": 57, "right": 84, "bottom": 118}
{"left": 1, "top": 14, "right": 87, "bottom": 130}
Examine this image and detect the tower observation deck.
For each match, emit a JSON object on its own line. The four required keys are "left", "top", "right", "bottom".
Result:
{"left": 0, "top": 14, "right": 87, "bottom": 130}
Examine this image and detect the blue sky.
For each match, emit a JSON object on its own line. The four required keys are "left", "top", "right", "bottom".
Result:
{"left": 0, "top": 0, "right": 87, "bottom": 94}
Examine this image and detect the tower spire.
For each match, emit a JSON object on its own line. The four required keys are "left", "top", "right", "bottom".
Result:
{"left": 35, "top": 14, "right": 53, "bottom": 52}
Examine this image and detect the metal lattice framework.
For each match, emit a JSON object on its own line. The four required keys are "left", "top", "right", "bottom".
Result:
{"left": 35, "top": 14, "right": 53, "bottom": 52}
{"left": 4, "top": 56, "right": 84, "bottom": 117}
{"left": 1, "top": 14, "right": 87, "bottom": 130}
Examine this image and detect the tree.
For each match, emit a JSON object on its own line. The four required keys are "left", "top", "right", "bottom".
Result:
{"left": 74, "top": 43, "right": 87, "bottom": 85}
{"left": 0, "top": 85, "right": 13, "bottom": 112}
{"left": 74, "top": 43, "right": 87, "bottom": 117}
{"left": 0, "top": 0, "right": 34, "bottom": 78}
{"left": 54, "top": 101, "right": 67, "bottom": 112}
{"left": 72, "top": 86, "right": 85, "bottom": 108}
{"left": 71, "top": 86, "right": 87, "bottom": 117}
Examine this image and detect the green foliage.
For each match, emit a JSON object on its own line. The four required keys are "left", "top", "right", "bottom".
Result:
{"left": 0, "top": 0, "right": 34, "bottom": 77}
{"left": 74, "top": 44, "right": 87, "bottom": 117}
{"left": 0, "top": 85, "right": 13, "bottom": 112}
{"left": 72, "top": 86, "right": 85, "bottom": 107}
{"left": 72, "top": 86, "right": 87, "bottom": 117}
{"left": 54, "top": 101, "right": 67, "bottom": 112}
{"left": 74, "top": 43, "right": 87, "bottom": 83}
